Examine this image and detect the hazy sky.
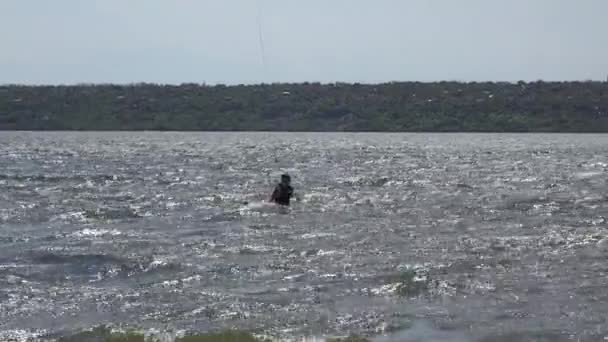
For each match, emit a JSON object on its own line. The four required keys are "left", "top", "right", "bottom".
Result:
{"left": 1, "top": 0, "right": 607, "bottom": 84}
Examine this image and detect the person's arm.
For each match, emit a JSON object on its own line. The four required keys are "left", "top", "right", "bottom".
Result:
{"left": 269, "top": 186, "right": 279, "bottom": 202}
{"left": 290, "top": 187, "right": 301, "bottom": 201}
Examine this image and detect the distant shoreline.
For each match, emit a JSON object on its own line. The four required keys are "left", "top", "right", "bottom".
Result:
{"left": 2, "top": 130, "right": 608, "bottom": 134}
{"left": 2, "top": 81, "right": 607, "bottom": 132}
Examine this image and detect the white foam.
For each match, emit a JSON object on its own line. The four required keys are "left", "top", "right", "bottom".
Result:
{"left": 575, "top": 171, "right": 603, "bottom": 179}
{"left": 300, "top": 232, "right": 337, "bottom": 239}
{"left": 72, "top": 228, "right": 122, "bottom": 238}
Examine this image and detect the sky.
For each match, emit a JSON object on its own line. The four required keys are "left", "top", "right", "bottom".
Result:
{"left": 1, "top": 0, "right": 607, "bottom": 85}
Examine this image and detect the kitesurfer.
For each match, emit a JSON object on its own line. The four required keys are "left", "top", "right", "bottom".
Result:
{"left": 270, "top": 174, "right": 294, "bottom": 206}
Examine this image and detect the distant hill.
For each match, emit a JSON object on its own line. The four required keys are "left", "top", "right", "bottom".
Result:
{"left": 1, "top": 81, "right": 607, "bottom": 132}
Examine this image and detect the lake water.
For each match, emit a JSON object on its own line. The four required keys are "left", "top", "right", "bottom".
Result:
{"left": 1, "top": 132, "right": 607, "bottom": 341}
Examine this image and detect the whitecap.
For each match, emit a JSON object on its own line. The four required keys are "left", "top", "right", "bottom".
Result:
{"left": 575, "top": 171, "right": 603, "bottom": 179}
{"left": 53, "top": 211, "right": 87, "bottom": 222}
{"left": 316, "top": 249, "right": 338, "bottom": 256}
{"left": 71, "top": 228, "right": 122, "bottom": 238}
{"left": 300, "top": 232, "right": 337, "bottom": 239}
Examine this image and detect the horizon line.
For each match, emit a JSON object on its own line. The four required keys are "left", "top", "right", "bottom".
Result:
{"left": 2, "top": 79, "right": 608, "bottom": 87}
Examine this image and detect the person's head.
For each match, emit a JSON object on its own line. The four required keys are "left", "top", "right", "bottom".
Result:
{"left": 280, "top": 174, "right": 291, "bottom": 185}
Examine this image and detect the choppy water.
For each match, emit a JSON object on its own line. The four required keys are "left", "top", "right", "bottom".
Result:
{"left": 1, "top": 132, "right": 608, "bottom": 341}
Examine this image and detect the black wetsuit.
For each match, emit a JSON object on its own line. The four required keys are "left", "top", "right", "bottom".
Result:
{"left": 271, "top": 183, "right": 293, "bottom": 206}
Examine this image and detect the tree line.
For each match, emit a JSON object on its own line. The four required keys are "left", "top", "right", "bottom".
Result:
{"left": 1, "top": 81, "right": 607, "bottom": 131}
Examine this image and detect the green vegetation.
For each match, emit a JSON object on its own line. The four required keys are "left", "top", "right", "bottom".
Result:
{"left": 395, "top": 269, "right": 429, "bottom": 298}
{"left": 54, "top": 326, "right": 376, "bottom": 342}
{"left": 326, "top": 336, "right": 371, "bottom": 342}
{"left": 176, "top": 330, "right": 270, "bottom": 342}
{"left": 57, "top": 326, "right": 144, "bottom": 342}
{"left": 57, "top": 327, "right": 270, "bottom": 342}
{"left": 1, "top": 81, "right": 607, "bottom": 131}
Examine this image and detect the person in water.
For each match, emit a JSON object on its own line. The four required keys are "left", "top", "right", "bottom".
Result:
{"left": 270, "top": 174, "right": 294, "bottom": 206}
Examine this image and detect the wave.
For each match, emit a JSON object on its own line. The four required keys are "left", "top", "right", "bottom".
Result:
{"left": 84, "top": 207, "right": 141, "bottom": 220}
{"left": 0, "top": 173, "right": 121, "bottom": 184}
{"left": 70, "top": 228, "right": 124, "bottom": 238}
{"left": 337, "top": 176, "right": 391, "bottom": 187}
{"left": 21, "top": 252, "right": 185, "bottom": 283}
{"left": 30, "top": 252, "right": 127, "bottom": 265}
